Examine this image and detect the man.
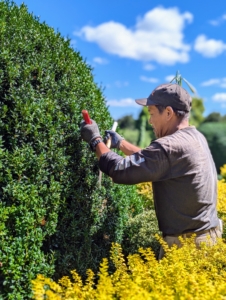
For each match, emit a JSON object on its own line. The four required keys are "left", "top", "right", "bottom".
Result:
{"left": 80, "top": 83, "right": 222, "bottom": 259}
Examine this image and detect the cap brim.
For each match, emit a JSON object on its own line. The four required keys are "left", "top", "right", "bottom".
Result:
{"left": 135, "top": 97, "right": 158, "bottom": 106}
{"left": 135, "top": 98, "right": 148, "bottom": 106}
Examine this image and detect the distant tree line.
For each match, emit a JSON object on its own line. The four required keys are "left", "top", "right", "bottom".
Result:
{"left": 117, "top": 98, "right": 226, "bottom": 173}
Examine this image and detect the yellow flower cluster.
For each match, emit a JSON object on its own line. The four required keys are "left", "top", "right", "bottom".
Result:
{"left": 217, "top": 179, "right": 226, "bottom": 215}
{"left": 136, "top": 182, "right": 153, "bottom": 208}
{"left": 217, "top": 179, "right": 226, "bottom": 237}
{"left": 32, "top": 238, "right": 226, "bottom": 300}
{"left": 32, "top": 179, "right": 226, "bottom": 299}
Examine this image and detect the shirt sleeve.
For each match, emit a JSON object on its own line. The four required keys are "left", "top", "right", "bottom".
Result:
{"left": 99, "top": 142, "right": 171, "bottom": 184}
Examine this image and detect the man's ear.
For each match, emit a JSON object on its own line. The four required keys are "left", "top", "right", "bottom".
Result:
{"left": 165, "top": 106, "right": 174, "bottom": 120}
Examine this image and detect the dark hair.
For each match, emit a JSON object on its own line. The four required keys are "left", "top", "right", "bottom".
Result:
{"left": 155, "top": 105, "right": 190, "bottom": 119}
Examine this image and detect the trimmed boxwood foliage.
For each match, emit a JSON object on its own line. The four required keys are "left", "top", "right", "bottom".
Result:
{"left": 122, "top": 210, "right": 160, "bottom": 259}
{"left": 0, "top": 2, "right": 142, "bottom": 298}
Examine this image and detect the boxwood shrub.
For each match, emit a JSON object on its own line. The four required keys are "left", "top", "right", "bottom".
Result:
{"left": 0, "top": 2, "right": 142, "bottom": 298}
{"left": 122, "top": 209, "right": 160, "bottom": 259}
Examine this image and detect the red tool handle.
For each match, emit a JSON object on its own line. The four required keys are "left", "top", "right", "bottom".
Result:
{"left": 82, "top": 110, "right": 92, "bottom": 124}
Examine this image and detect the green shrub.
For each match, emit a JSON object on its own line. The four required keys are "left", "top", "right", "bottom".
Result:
{"left": 122, "top": 209, "right": 160, "bottom": 258}
{"left": 117, "top": 115, "right": 136, "bottom": 130}
{"left": 189, "top": 97, "right": 205, "bottom": 127}
{"left": 198, "top": 122, "right": 226, "bottom": 172}
{"left": 0, "top": 2, "right": 141, "bottom": 298}
{"left": 120, "top": 128, "right": 139, "bottom": 145}
{"left": 220, "top": 165, "right": 226, "bottom": 181}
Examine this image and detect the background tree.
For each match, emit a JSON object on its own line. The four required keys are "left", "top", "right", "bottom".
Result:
{"left": 203, "top": 112, "right": 226, "bottom": 123}
{"left": 220, "top": 164, "right": 226, "bottom": 180}
{"left": 190, "top": 97, "right": 205, "bottom": 127}
{"left": 198, "top": 122, "right": 226, "bottom": 173}
{"left": 118, "top": 114, "right": 136, "bottom": 130}
{"left": 136, "top": 107, "right": 155, "bottom": 147}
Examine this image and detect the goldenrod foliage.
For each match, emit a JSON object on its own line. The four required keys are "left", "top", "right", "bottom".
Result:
{"left": 32, "top": 179, "right": 226, "bottom": 299}
{"left": 217, "top": 179, "right": 226, "bottom": 238}
{"left": 32, "top": 239, "right": 226, "bottom": 299}
{"left": 136, "top": 182, "right": 153, "bottom": 208}
{"left": 217, "top": 179, "right": 226, "bottom": 215}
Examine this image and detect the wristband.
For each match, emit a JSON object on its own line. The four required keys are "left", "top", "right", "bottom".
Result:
{"left": 90, "top": 139, "right": 103, "bottom": 152}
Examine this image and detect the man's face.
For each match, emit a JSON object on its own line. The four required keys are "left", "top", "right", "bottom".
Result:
{"left": 148, "top": 105, "right": 168, "bottom": 138}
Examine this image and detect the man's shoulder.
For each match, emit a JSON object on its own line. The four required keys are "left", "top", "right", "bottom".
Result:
{"left": 153, "top": 126, "right": 204, "bottom": 150}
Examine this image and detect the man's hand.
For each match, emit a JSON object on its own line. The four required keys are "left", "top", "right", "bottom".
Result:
{"left": 104, "top": 130, "right": 124, "bottom": 150}
{"left": 80, "top": 119, "right": 102, "bottom": 144}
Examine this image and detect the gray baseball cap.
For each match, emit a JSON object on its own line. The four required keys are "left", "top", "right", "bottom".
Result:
{"left": 135, "top": 83, "right": 192, "bottom": 112}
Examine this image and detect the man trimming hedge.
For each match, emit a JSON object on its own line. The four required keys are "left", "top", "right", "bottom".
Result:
{"left": 80, "top": 83, "right": 222, "bottom": 258}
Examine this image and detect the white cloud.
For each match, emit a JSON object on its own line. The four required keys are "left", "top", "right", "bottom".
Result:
{"left": 114, "top": 81, "right": 129, "bottom": 88}
{"left": 201, "top": 79, "right": 220, "bottom": 86}
{"left": 75, "top": 6, "right": 193, "bottom": 65}
{"left": 209, "top": 20, "right": 219, "bottom": 26}
{"left": 107, "top": 98, "right": 137, "bottom": 107}
{"left": 212, "top": 93, "right": 226, "bottom": 102}
{"left": 209, "top": 14, "right": 226, "bottom": 26}
{"left": 143, "top": 63, "right": 155, "bottom": 71}
{"left": 194, "top": 35, "right": 226, "bottom": 57}
{"left": 140, "top": 76, "right": 158, "bottom": 83}
{"left": 201, "top": 78, "right": 226, "bottom": 88}
{"left": 93, "top": 57, "right": 108, "bottom": 64}
{"left": 165, "top": 74, "right": 175, "bottom": 82}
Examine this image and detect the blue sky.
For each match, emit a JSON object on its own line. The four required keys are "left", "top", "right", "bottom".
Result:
{"left": 14, "top": 0, "right": 226, "bottom": 120}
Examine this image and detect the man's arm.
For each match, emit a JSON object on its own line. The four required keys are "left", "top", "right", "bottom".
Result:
{"left": 118, "top": 139, "right": 141, "bottom": 155}
{"left": 79, "top": 120, "right": 140, "bottom": 159}
{"left": 98, "top": 142, "right": 170, "bottom": 185}
{"left": 102, "top": 130, "right": 141, "bottom": 156}
{"left": 80, "top": 120, "right": 169, "bottom": 185}
{"left": 95, "top": 138, "right": 141, "bottom": 159}
{"left": 95, "top": 139, "right": 110, "bottom": 159}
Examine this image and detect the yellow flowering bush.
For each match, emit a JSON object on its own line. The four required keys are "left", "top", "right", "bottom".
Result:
{"left": 217, "top": 179, "right": 226, "bottom": 238}
{"left": 32, "top": 179, "right": 226, "bottom": 299}
{"left": 217, "top": 179, "right": 226, "bottom": 215}
{"left": 136, "top": 182, "right": 153, "bottom": 208}
{"left": 32, "top": 239, "right": 226, "bottom": 299}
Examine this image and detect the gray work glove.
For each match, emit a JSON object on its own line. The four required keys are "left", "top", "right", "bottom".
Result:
{"left": 104, "top": 130, "right": 124, "bottom": 149}
{"left": 80, "top": 119, "right": 102, "bottom": 144}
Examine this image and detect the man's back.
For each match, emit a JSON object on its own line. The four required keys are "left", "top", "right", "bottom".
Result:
{"left": 152, "top": 126, "right": 218, "bottom": 235}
